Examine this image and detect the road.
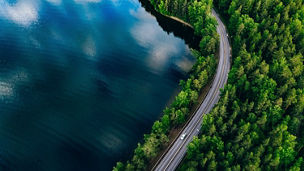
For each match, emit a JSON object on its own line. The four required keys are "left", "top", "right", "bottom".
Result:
{"left": 153, "top": 9, "right": 231, "bottom": 171}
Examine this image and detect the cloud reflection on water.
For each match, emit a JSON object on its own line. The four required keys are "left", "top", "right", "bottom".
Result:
{"left": 0, "top": 0, "right": 196, "bottom": 170}
{"left": 46, "top": 0, "right": 62, "bottom": 6}
{"left": 0, "top": 1, "right": 39, "bottom": 26}
{"left": 83, "top": 36, "right": 97, "bottom": 58}
{"left": 0, "top": 68, "right": 30, "bottom": 101}
{"left": 74, "top": 0, "right": 102, "bottom": 3}
{"left": 0, "top": 82, "right": 14, "bottom": 99}
{"left": 0, "top": 0, "right": 106, "bottom": 27}
{"left": 130, "top": 7, "right": 194, "bottom": 73}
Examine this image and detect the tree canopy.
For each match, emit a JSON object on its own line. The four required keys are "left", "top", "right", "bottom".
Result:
{"left": 180, "top": 0, "right": 304, "bottom": 170}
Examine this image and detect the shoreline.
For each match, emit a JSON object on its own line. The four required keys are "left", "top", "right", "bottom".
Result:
{"left": 164, "top": 15, "right": 194, "bottom": 29}
{"left": 144, "top": 5, "right": 220, "bottom": 171}
{"left": 113, "top": 0, "right": 220, "bottom": 169}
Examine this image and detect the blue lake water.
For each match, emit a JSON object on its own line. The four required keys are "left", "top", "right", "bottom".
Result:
{"left": 0, "top": 0, "right": 194, "bottom": 170}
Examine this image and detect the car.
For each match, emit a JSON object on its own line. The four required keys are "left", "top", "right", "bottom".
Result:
{"left": 180, "top": 133, "right": 187, "bottom": 140}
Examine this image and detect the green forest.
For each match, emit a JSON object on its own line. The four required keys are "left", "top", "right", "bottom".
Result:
{"left": 115, "top": 0, "right": 304, "bottom": 170}
{"left": 180, "top": 0, "right": 304, "bottom": 170}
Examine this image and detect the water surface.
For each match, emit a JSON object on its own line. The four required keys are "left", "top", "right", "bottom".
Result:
{"left": 0, "top": 0, "right": 194, "bottom": 170}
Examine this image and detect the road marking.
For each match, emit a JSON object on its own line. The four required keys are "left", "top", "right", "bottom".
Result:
{"left": 159, "top": 15, "right": 230, "bottom": 170}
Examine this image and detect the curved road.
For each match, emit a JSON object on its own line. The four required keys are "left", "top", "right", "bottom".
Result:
{"left": 153, "top": 9, "right": 231, "bottom": 171}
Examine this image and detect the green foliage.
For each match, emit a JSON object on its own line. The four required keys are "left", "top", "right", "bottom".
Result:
{"left": 180, "top": 0, "right": 304, "bottom": 170}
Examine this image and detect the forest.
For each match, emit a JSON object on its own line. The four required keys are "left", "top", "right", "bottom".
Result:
{"left": 180, "top": 0, "right": 304, "bottom": 170}
{"left": 113, "top": 0, "right": 219, "bottom": 170}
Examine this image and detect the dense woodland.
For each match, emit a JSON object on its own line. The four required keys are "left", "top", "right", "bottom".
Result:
{"left": 113, "top": 0, "right": 219, "bottom": 170}
{"left": 180, "top": 0, "right": 304, "bottom": 170}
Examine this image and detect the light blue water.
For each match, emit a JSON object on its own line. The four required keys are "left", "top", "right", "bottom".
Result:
{"left": 0, "top": 0, "right": 194, "bottom": 170}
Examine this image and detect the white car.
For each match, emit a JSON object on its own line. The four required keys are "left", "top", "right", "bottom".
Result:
{"left": 180, "top": 133, "right": 187, "bottom": 140}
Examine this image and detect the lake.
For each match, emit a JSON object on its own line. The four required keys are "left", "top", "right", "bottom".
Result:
{"left": 0, "top": 0, "right": 195, "bottom": 170}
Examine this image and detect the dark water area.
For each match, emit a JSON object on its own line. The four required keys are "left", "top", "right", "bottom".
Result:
{"left": 138, "top": 0, "right": 201, "bottom": 50}
{"left": 0, "top": 0, "right": 196, "bottom": 170}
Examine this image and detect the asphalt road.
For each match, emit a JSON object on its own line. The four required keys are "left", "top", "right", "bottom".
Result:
{"left": 153, "top": 9, "right": 231, "bottom": 171}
